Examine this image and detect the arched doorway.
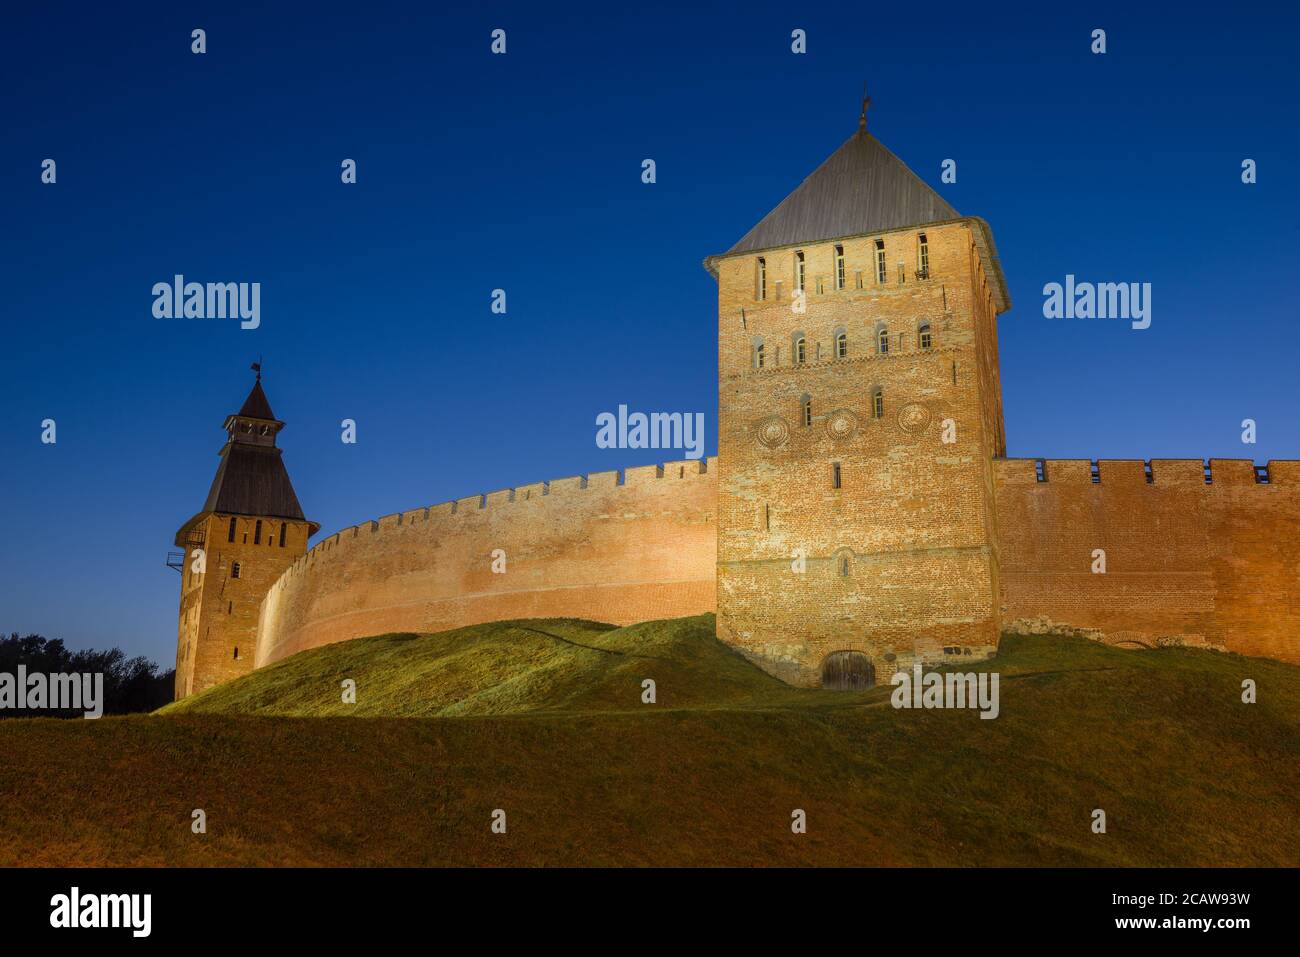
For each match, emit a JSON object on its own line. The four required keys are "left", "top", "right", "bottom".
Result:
{"left": 821, "top": 651, "right": 875, "bottom": 690}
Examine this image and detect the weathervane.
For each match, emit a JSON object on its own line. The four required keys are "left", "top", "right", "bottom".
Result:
{"left": 859, "top": 82, "right": 871, "bottom": 132}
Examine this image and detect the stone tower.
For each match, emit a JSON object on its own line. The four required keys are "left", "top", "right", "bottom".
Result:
{"left": 704, "top": 101, "right": 1011, "bottom": 688}
{"left": 171, "top": 371, "right": 317, "bottom": 699}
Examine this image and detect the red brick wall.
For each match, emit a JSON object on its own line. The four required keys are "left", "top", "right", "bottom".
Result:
{"left": 176, "top": 514, "right": 312, "bottom": 698}
{"left": 255, "top": 460, "right": 717, "bottom": 666}
{"left": 712, "top": 221, "right": 1004, "bottom": 686}
{"left": 995, "top": 458, "right": 1300, "bottom": 662}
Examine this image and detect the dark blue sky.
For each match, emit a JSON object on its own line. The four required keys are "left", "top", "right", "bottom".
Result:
{"left": 2, "top": 2, "right": 1296, "bottom": 664}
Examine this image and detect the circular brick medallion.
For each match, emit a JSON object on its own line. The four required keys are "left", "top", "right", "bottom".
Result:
{"left": 755, "top": 415, "right": 791, "bottom": 449}
{"left": 824, "top": 408, "right": 859, "bottom": 441}
{"left": 898, "top": 402, "right": 932, "bottom": 434}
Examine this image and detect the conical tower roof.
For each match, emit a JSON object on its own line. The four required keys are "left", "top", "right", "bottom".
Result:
{"left": 175, "top": 372, "right": 315, "bottom": 543}
{"left": 726, "top": 125, "right": 958, "bottom": 255}
{"left": 199, "top": 441, "right": 308, "bottom": 522}
{"left": 706, "top": 98, "right": 1009, "bottom": 312}
{"left": 237, "top": 378, "right": 277, "bottom": 421}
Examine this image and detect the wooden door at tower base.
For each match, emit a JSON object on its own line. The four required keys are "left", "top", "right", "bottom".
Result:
{"left": 821, "top": 651, "right": 875, "bottom": 690}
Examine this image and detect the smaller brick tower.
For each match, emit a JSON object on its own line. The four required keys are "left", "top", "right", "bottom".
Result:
{"left": 171, "top": 369, "right": 317, "bottom": 700}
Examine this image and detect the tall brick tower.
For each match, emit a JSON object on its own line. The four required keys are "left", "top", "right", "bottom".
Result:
{"left": 170, "top": 370, "right": 318, "bottom": 699}
{"left": 704, "top": 98, "right": 1011, "bottom": 687}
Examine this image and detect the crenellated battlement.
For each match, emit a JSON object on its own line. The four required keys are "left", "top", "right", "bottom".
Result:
{"left": 995, "top": 457, "right": 1300, "bottom": 487}
{"left": 994, "top": 454, "right": 1300, "bottom": 664}
{"left": 273, "top": 457, "right": 716, "bottom": 588}
{"left": 256, "top": 456, "right": 719, "bottom": 666}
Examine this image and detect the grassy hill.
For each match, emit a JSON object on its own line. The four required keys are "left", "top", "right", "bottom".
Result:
{"left": 159, "top": 617, "right": 824, "bottom": 717}
{"left": 3, "top": 614, "right": 1298, "bottom": 867}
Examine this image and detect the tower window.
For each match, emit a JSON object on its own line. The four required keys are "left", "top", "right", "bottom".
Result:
{"left": 872, "top": 389, "right": 884, "bottom": 419}
{"left": 753, "top": 338, "right": 765, "bottom": 369}
{"left": 794, "top": 334, "right": 807, "bottom": 365}
{"left": 835, "top": 331, "right": 848, "bottom": 358}
{"left": 839, "top": 556, "right": 850, "bottom": 577}
{"left": 875, "top": 239, "right": 887, "bottom": 283}
{"left": 801, "top": 395, "right": 812, "bottom": 427}
{"left": 795, "top": 251, "right": 805, "bottom": 291}
{"left": 756, "top": 257, "right": 767, "bottom": 301}
{"left": 832, "top": 462, "right": 842, "bottom": 489}
{"left": 231, "top": 561, "right": 242, "bottom": 580}
{"left": 834, "top": 245, "right": 845, "bottom": 289}
{"left": 877, "top": 326, "right": 889, "bottom": 355}
{"left": 233, "top": 647, "right": 239, "bottom": 660}
{"left": 279, "top": 523, "right": 287, "bottom": 547}
{"left": 254, "top": 519, "right": 262, "bottom": 545}
{"left": 228, "top": 517, "right": 237, "bottom": 543}
{"left": 918, "top": 233, "right": 930, "bottom": 276}
{"left": 919, "top": 321, "right": 933, "bottom": 350}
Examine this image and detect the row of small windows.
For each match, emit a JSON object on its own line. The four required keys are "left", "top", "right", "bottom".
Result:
{"left": 800, "top": 390, "right": 885, "bottom": 425}
{"left": 236, "top": 421, "right": 275, "bottom": 436}
{"left": 755, "top": 233, "right": 930, "bottom": 300}
{"left": 752, "top": 322, "right": 932, "bottom": 369}
{"left": 187, "top": 525, "right": 284, "bottom": 586}
{"left": 227, "top": 516, "right": 289, "bottom": 547}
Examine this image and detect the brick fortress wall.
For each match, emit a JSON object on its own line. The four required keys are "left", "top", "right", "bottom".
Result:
{"left": 995, "top": 458, "right": 1300, "bottom": 663}
{"left": 254, "top": 459, "right": 718, "bottom": 667}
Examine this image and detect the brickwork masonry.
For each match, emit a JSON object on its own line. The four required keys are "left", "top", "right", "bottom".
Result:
{"left": 252, "top": 451, "right": 1300, "bottom": 680}
{"left": 255, "top": 459, "right": 718, "bottom": 667}
{"left": 995, "top": 458, "right": 1300, "bottom": 663}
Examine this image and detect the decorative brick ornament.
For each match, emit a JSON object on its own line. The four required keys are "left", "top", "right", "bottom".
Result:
{"left": 756, "top": 415, "right": 792, "bottom": 449}
{"left": 825, "top": 408, "right": 859, "bottom": 441}
{"left": 898, "top": 402, "right": 932, "bottom": 434}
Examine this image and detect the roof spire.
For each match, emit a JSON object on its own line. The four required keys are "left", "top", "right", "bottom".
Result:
{"left": 236, "top": 368, "right": 277, "bottom": 422}
{"left": 859, "top": 82, "right": 871, "bottom": 133}
{"left": 251, "top": 357, "right": 262, "bottom": 383}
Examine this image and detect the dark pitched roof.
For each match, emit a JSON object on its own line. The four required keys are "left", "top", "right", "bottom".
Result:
{"left": 726, "top": 128, "right": 959, "bottom": 255}
{"left": 200, "top": 443, "right": 307, "bottom": 521}
{"left": 238, "top": 379, "right": 277, "bottom": 421}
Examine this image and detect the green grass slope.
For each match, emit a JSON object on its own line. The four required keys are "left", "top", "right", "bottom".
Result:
{"left": 160, "top": 616, "right": 823, "bottom": 717}
{"left": 3, "top": 614, "right": 1298, "bottom": 867}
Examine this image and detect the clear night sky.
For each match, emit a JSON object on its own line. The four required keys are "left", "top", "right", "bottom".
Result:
{"left": 2, "top": 2, "right": 1296, "bottom": 665}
